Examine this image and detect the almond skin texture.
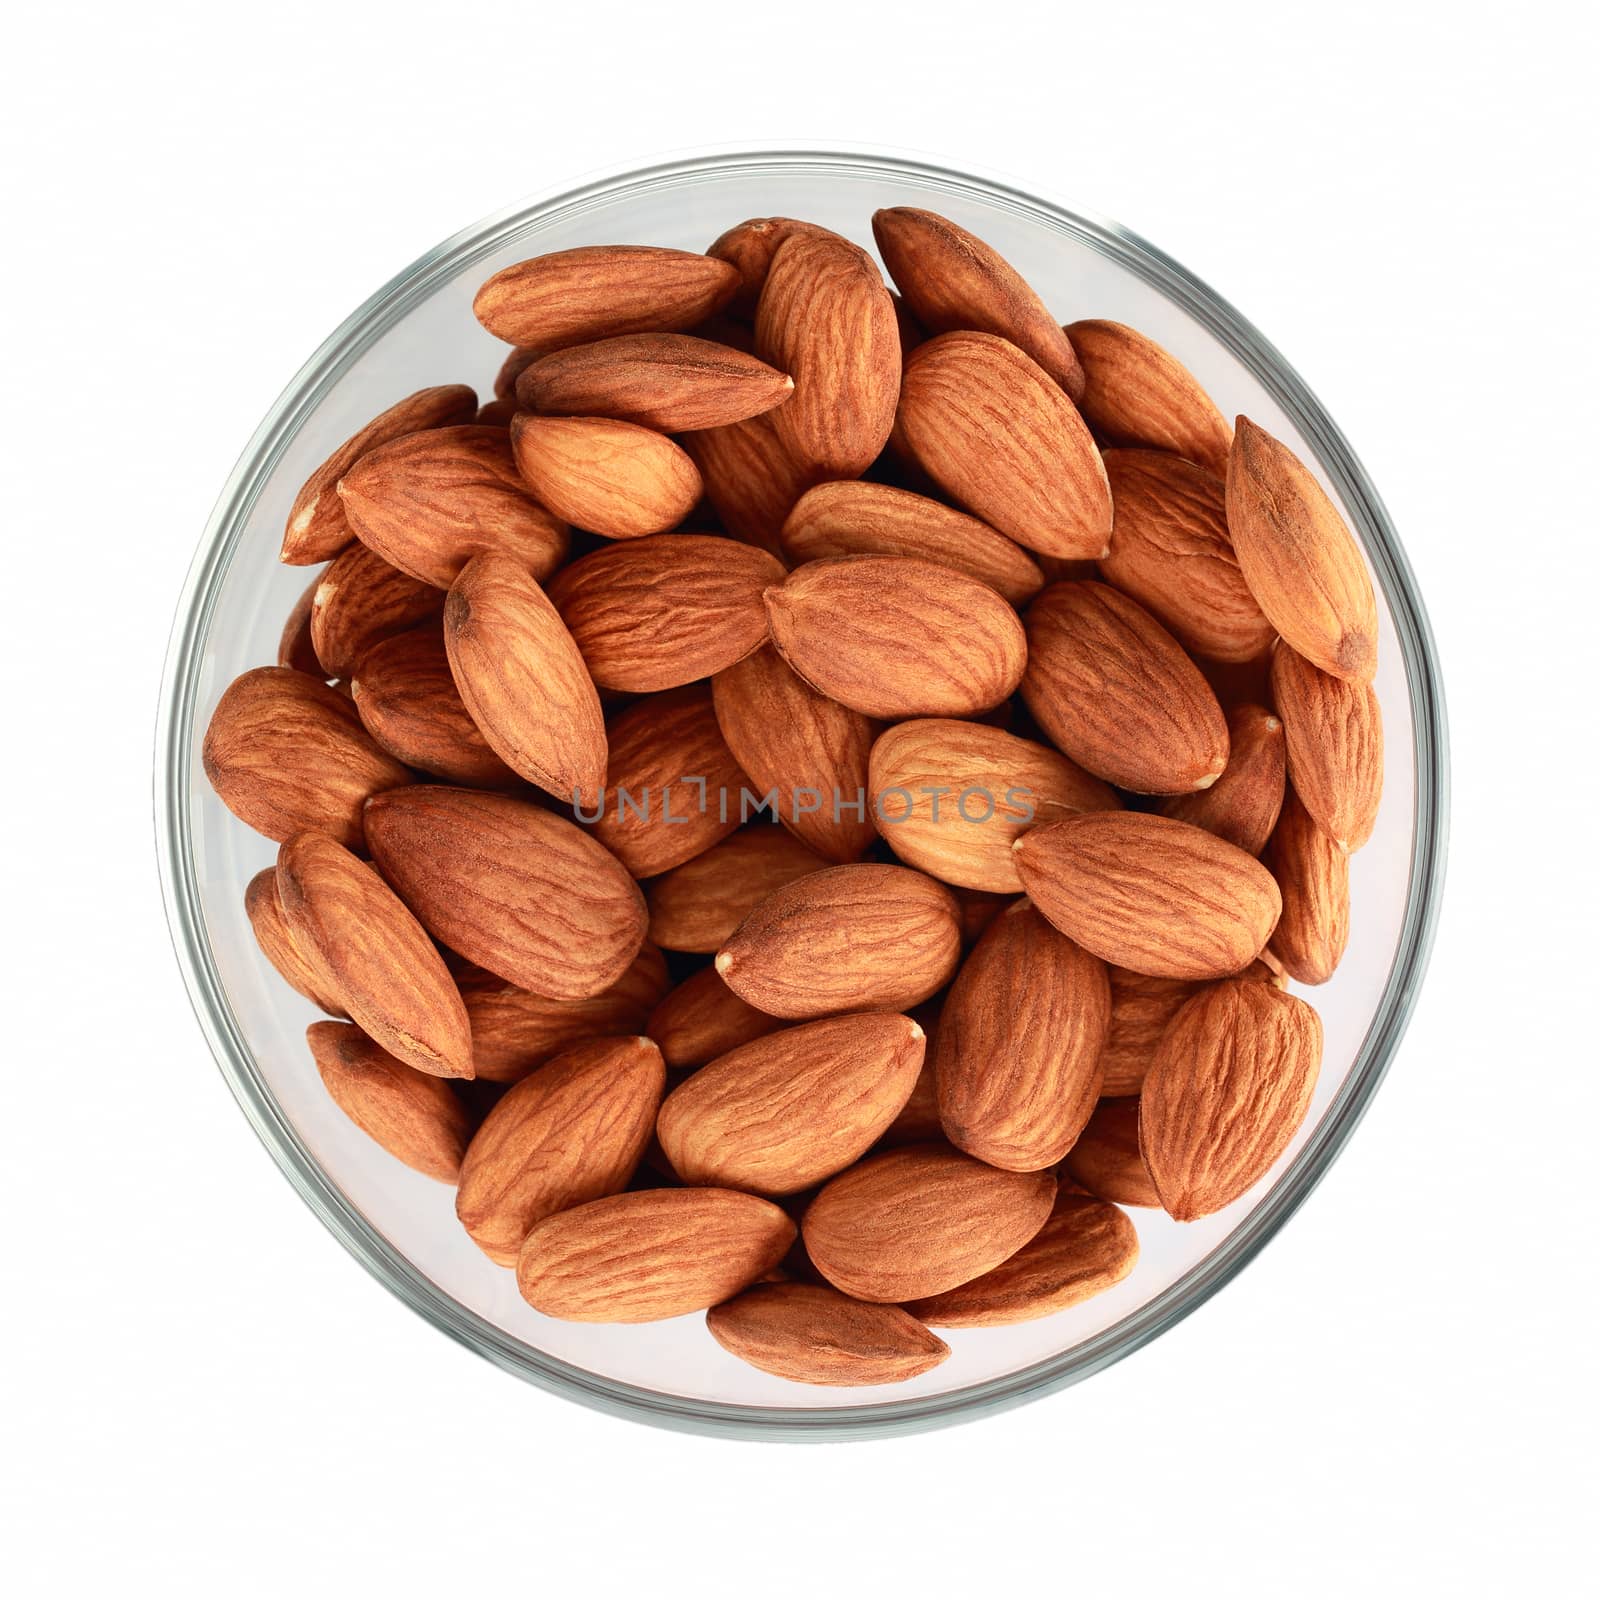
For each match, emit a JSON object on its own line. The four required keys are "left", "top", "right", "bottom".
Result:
{"left": 646, "top": 966, "right": 784, "bottom": 1069}
{"left": 1269, "top": 644, "right": 1384, "bottom": 852}
{"left": 1160, "top": 703, "right": 1287, "bottom": 855}
{"left": 1098, "top": 449, "right": 1274, "bottom": 663}
{"left": 307, "top": 1021, "right": 471, "bottom": 1182}
{"left": 716, "top": 863, "right": 962, "bottom": 1020}
{"left": 281, "top": 385, "right": 477, "bottom": 564}
{"left": 896, "top": 332, "right": 1112, "bottom": 559}
{"left": 707, "top": 1282, "right": 949, "bottom": 1386}
{"left": 456, "top": 1036, "right": 665, "bottom": 1264}
{"left": 780, "top": 480, "right": 1044, "bottom": 607}
{"left": 905, "top": 1190, "right": 1139, "bottom": 1327}
{"left": 803, "top": 1144, "right": 1056, "bottom": 1303}
{"left": 517, "top": 333, "right": 793, "bottom": 432}
{"left": 1062, "top": 1098, "right": 1162, "bottom": 1208}
{"left": 509, "top": 413, "right": 701, "bottom": 539}
{"left": 1263, "top": 789, "right": 1351, "bottom": 985}
{"left": 335, "top": 425, "right": 569, "bottom": 588}
{"left": 1022, "top": 581, "right": 1230, "bottom": 794}
{"left": 202, "top": 667, "right": 411, "bottom": 849}
{"left": 869, "top": 719, "right": 1120, "bottom": 892}
{"left": 711, "top": 643, "right": 879, "bottom": 863}
{"left": 935, "top": 901, "right": 1110, "bottom": 1171}
{"left": 1015, "top": 811, "right": 1283, "bottom": 980}
{"left": 443, "top": 551, "right": 607, "bottom": 808}
{"left": 1139, "top": 978, "right": 1324, "bottom": 1220}
{"left": 680, "top": 411, "right": 818, "bottom": 558}
{"left": 764, "top": 555, "right": 1027, "bottom": 719}
{"left": 244, "top": 868, "right": 347, "bottom": 1017}
{"left": 753, "top": 231, "right": 899, "bottom": 479}
{"left": 1226, "top": 417, "right": 1379, "bottom": 683}
{"left": 545, "top": 534, "right": 783, "bottom": 692}
{"left": 1066, "top": 320, "right": 1233, "bottom": 473}
{"left": 658, "top": 1012, "right": 925, "bottom": 1195}
{"left": 278, "top": 575, "right": 322, "bottom": 674}
{"left": 873, "top": 208, "right": 1086, "bottom": 400}
{"left": 706, "top": 217, "right": 843, "bottom": 317}
{"left": 1098, "top": 969, "right": 1202, "bottom": 1097}
{"left": 515, "top": 1188, "right": 795, "bottom": 1323}
{"left": 275, "top": 832, "right": 473, "bottom": 1079}
{"left": 647, "top": 827, "right": 828, "bottom": 953}
{"left": 473, "top": 245, "right": 740, "bottom": 350}
{"left": 308, "top": 541, "right": 444, "bottom": 681}
{"left": 364, "top": 786, "right": 647, "bottom": 1002}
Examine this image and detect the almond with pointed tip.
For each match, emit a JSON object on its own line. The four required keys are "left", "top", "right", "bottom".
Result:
{"left": 707, "top": 216, "right": 846, "bottom": 316}
{"left": 1160, "top": 703, "right": 1286, "bottom": 855}
{"left": 647, "top": 827, "right": 828, "bottom": 953}
{"left": 646, "top": 966, "right": 784, "bottom": 1070}
{"left": 308, "top": 541, "right": 443, "bottom": 680}
{"left": 1263, "top": 788, "right": 1351, "bottom": 984}
{"left": 1062, "top": 1098, "right": 1161, "bottom": 1207}
{"left": 244, "top": 867, "right": 347, "bottom": 1017}
{"left": 680, "top": 410, "right": 817, "bottom": 558}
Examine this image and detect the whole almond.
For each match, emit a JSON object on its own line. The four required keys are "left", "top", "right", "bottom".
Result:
{"left": 278, "top": 574, "right": 322, "bottom": 674}
{"left": 1140, "top": 978, "right": 1324, "bottom": 1219}
{"left": 308, "top": 541, "right": 443, "bottom": 680}
{"left": 335, "top": 424, "right": 569, "bottom": 587}
{"left": 1160, "top": 703, "right": 1286, "bottom": 855}
{"left": 707, "top": 1282, "right": 949, "bottom": 1386}
{"left": 716, "top": 863, "right": 961, "bottom": 1019}
{"left": 307, "top": 1021, "right": 471, "bottom": 1182}
{"left": 1099, "top": 449, "right": 1274, "bottom": 663}
{"left": 281, "top": 384, "right": 477, "bottom": 564}
{"left": 456, "top": 1035, "right": 665, "bottom": 1264}
{"left": 764, "top": 555, "right": 1027, "bottom": 719}
{"left": 935, "top": 901, "right": 1110, "bottom": 1171}
{"left": 1098, "top": 969, "right": 1202, "bottom": 1097}
{"left": 546, "top": 534, "right": 783, "bottom": 692}
{"left": 1263, "top": 789, "right": 1351, "bottom": 985}
{"left": 202, "top": 667, "right": 411, "bottom": 849}
{"left": 706, "top": 217, "right": 842, "bottom": 316}
{"left": 646, "top": 965, "right": 784, "bottom": 1069}
{"left": 1062, "top": 1097, "right": 1161, "bottom": 1207}
{"left": 244, "top": 867, "right": 347, "bottom": 1017}
{"left": 803, "top": 1144, "right": 1056, "bottom": 1303}
{"left": 472, "top": 245, "right": 740, "bottom": 350}
{"left": 680, "top": 410, "right": 817, "bottom": 558}
{"left": 364, "top": 786, "right": 647, "bottom": 1001}
{"left": 276, "top": 831, "right": 473, "bottom": 1079}
{"left": 780, "top": 480, "right": 1044, "bottom": 606}
{"left": 658, "top": 1012, "right": 924, "bottom": 1195}
{"left": 869, "top": 718, "right": 1119, "bottom": 892}
{"left": 873, "top": 208, "right": 1086, "bottom": 399}
{"left": 896, "top": 332, "right": 1111, "bottom": 559}
{"left": 516, "top": 1187, "right": 795, "bottom": 1323}
{"left": 1014, "top": 811, "right": 1282, "bottom": 980}
{"left": 443, "top": 550, "right": 607, "bottom": 807}
{"left": 510, "top": 413, "right": 701, "bottom": 539}
{"left": 1022, "top": 581, "right": 1229, "bottom": 793}
{"left": 1226, "top": 417, "right": 1378, "bottom": 683}
{"left": 646, "top": 827, "right": 828, "bottom": 953}
{"left": 1065, "top": 320, "right": 1233, "bottom": 473}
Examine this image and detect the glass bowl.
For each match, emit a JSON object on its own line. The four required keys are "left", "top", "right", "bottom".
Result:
{"left": 155, "top": 147, "right": 1449, "bottom": 1440}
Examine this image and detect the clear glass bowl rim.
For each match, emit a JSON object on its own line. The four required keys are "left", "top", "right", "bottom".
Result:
{"left": 154, "top": 144, "right": 1450, "bottom": 1442}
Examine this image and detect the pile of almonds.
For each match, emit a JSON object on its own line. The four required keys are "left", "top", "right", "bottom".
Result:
{"left": 204, "top": 206, "right": 1384, "bottom": 1389}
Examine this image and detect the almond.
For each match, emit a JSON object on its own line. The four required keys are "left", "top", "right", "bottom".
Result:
{"left": 764, "top": 555, "right": 1027, "bottom": 719}
{"left": 276, "top": 831, "right": 473, "bottom": 1079}
{"left": 646, "top": 826, "right": 828, "bottom": 953}
{"left": 307, "top": 1021, "right": 472, "bottom": 1182}
{"left": 364, "top": 786, "right": 647, "bottom": 1001}
{"left": 1014, "top": 811, "right": 1282, "bottom": 980}
{"left": 1065, "top": 320, "right": 1232, "bottom": 473}
{"left": 895, "top": 332, "right": 1111, "bottom": 559}
{"left": 904, "top": 1190, "right": 1138, "bottom": 1327}
{"left": 1139, "top": 977, "right": 1323, "bottom": 1219}
{"left": 1021, "top": 581, "right": 1229, "bottom": 793}
{"left": 1263, "top": 788, "right": 1351, "bottom": 985}
{"left": 1098, "top": 449, "right": 1274, "bottom": 663}
{"left": 873, "top": 208, "right": 1086, "bottom": 400}
{"left": 308, "top": 541, "right": 443, "bottom": 680}
{"left": 1062, "top": 1097, "right": 1161, "bottom": 1208}
{"left": 1226, "top": 417, "right": 1378, "bottom": 683}
{"left": 443, "top": 550, "right": 607, "bottom": 807}
{"left": 1269, "top": 643, "right": 1384, "bottom": 852}
{"left": 780, "top": 480, "right": 1044, "bottom": 606}
{"left": 1160, "top": 703, "right": 1286, "bottom": 855}
{"left": 645, "top": 965, "right": 783, "bottom": 1069}
{"left": 707, "top": 1282, "right": 949, "bottom": 1386}
{"left": 657, "top": 1012, "right": 925, "bottom": 1195}
{"left": 516, "top": 1188, "right": 795, "bottom": 1323}
{"left": 472, "top": 245, "right": 740, "bottom": 350}
{"left": 706, "top": 217, "right": 842, "bottom": 317}
{"left": 545, "top": 534, "right": 783, "bottom": 691}
{"left": 278, "top": 575, "right": 322, "bottom": 674}
{"left": 202, "top": 667, "right": 410, "bottom": 849}
{"left": 679, "top": 410, "right": 817, "bottom": 558}
{"left": 335, "top": 424, "right": 569, "bottom": 587}
{"left": 281, "top": 384, "right": 477, "bottom": 564}
{"left": 711, "top": 642, "right": 879, "bottom": 863}
{"left": 244, "top": 867, "right": 347, "bottom": 1017}
{"left": 802, "top": 1144, "right": 1056, "bottom": 1303}
{"left": 1098, "top": 969, "right": 1201, "bottom": 1097}
{"left": 868, "top": 718, "right": 1120, "bottom": 892}
{"left": 456, "top": 1035, "right": 665, "bottom": 1264}
{"left": 509, "top": 413, "right": 701, "bottom": 539}
{"left": 753, "top": 231, "right": 899, "bottom": 478}
{"left": 716, "top": 863, "right": 961, "bottom": 1019}
{"left": 517, "top": 333, "right": 793, "bottom": 431}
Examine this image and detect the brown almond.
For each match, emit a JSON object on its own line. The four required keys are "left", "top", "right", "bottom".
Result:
{"left": 646, "top": 965, "right": 784, "bottom": 1070}
{"left": 244, "top": 867, "right": 347, "bottom": 1017}
{"left": 1062, "top": 1098, "right": 1161, "bottom": 1208}
{"left": 1263, "top": 788, "right": 1351, "bottom": 985}
{"left": 278, "top": 575, "right": 322, "bottom": 674}
{"left": 647, "top": 827, "right": 828, "bottom": 953}
{"left": 706, "top": 217, "right": 843, "bottom": 317}
{"left": 1160, "top": 703, "right": 1287, "bottom": 855}
{"left": 1098, "top": 969, "right": 1201, "bottom": 1097}
{"left": 680, "top": 410, "right": 817, "bottom": 558}
{"left": 308, "top": 542, "right": 443, "bottom": 681}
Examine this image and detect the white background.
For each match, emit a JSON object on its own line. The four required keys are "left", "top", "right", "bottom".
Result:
{"left": 3, "top": 2, "right": 1595, "bottom": 1594}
